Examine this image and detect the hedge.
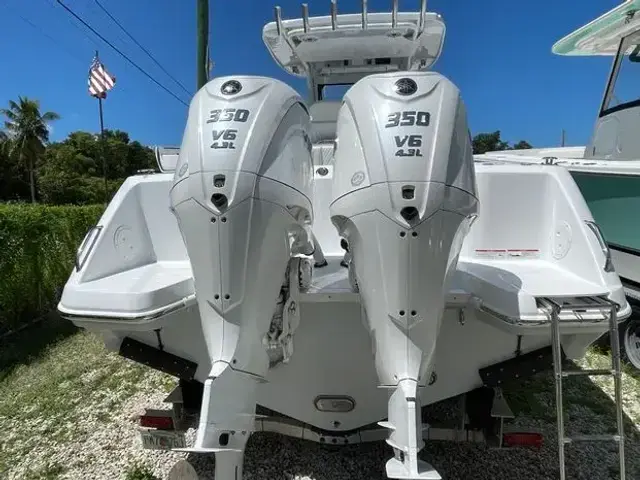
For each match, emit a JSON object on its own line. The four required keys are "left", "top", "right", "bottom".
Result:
{"left": 0, "top": 204, "right": 104, "bottom": 332}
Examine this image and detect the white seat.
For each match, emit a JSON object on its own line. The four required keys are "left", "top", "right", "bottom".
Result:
{"left": 309, "top": 101, "right": 341, "bottom": 143}
{"left": 456, "top": 259, "right": 612, "bottom": 324}
{"left": 60, "top": 261, "right": 194, "bottom": 318}
{"left": 309, "top": 101, "right": 341, "bottom": 166}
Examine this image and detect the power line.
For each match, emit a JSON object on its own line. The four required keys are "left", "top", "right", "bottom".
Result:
{"left": 2, "top": 2, "right": 87, "bottom": 65}
{"left": 44, "top": 0, "right": 100, "bottom": 50}
{"left": 83, "top": 0, "right": 136, "bottom": 54}
{"left": 54, "top": 0, "right": 189, "bottom": 107}
{"left": 93, "top": 0, "right": 192, "bottom": 97}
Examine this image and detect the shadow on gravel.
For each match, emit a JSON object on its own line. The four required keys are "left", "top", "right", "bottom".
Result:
{"left": 498, "top": 361, "right": 640, "bottom": 480}
{"left": 0, "top": 312, "right": 78, "bottom": 382}
{"left": 183, "top": 363, "right": 639, "bottom": 480}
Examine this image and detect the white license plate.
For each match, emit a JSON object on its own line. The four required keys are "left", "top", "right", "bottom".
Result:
{"left": 140, "top": 429, "right": 186, "bottom": 450}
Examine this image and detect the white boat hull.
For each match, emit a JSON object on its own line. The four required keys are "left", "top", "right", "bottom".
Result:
{"left": 61, "top": 166, "right": 631, "bottom": 434}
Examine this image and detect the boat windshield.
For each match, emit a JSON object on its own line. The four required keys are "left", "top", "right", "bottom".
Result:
{"left": 602, "top": 31, "right": 640, "bottom": 115}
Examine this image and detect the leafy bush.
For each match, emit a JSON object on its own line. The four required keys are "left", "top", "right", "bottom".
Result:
{"left": 0, "top": 203, "right": 104, "bottom": 331}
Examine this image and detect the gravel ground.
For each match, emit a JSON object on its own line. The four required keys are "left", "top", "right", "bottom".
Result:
{"left": 1, "top": 329, "right": 639, "bottom": 480}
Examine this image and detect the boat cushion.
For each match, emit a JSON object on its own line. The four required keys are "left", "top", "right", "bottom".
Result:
{"left": 309, "top": 101, "right": 341, "bottom": 143}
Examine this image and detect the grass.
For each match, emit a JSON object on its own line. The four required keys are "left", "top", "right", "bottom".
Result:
{"left": 502, "top": 347, "right": 640, "bottom": 439}
{"left": 123, "top": 461, "right": 159, "bottom": 480}
{"left": 0, "top": 317, "right": 176, "bottom": 478}
{"left": 22, "top": 462, "right": 66, "bottom": 480}
{"left": 576, "top": 347, "right": 640, "bottom": 427}
{"left": 502, "top": 371, "right": 557, "bottom": 422}
{"left": 0, "top": 313, "right": 78, "bottom": 383}
{"left": 1, "top": 316, "right": 639, "bottom": 478}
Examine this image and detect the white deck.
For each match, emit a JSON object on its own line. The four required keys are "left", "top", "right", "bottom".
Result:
{"left": 58, "top": 253, "right": 629, "bottom": 327}
{"left": 59, "top": 162, "right": 630, "bottom": 327}
{"left": 482, "top": 146, "right": 586, "bottom": 159}
{"left": 476, "top": 152, "right": 640, "bottom": 176}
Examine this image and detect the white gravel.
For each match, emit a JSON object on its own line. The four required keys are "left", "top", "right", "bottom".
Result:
{"left": 2, "top": 335, "right": 640, "bottom": 480}
{"left": 34, "top": 412, "right": 640, "bottom": 480}
{"left": 17, "top": 380, "right": 640, "bottom": 480}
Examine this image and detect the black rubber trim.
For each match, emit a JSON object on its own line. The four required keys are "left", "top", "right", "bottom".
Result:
{"left": 479, "top": 346, "right": 561, "bottom": 388}
{"left": 119, "top": 337, "right": 197, "bottom": 380}
{"left": 572, "top": 171, "right": 639, "bottom": 179}
{"left": 622, "top": 276, "right": 640, "bottom": 289}
{"left": 605, "top": 244, "right": 640, "bottom": 298}
{"left": 609, "top": 242, "right": 640, "bottom": 257}
{"left": 601, "top": 97, "right": 640, "bottom": 117}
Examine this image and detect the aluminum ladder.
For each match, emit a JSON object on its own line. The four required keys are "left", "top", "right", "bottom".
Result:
{"left": 538, "top": 296, "right": 626, "bottom": 480}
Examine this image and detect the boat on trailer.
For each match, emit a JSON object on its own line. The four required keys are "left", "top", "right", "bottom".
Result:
{"left": 479, "top": 0, "right": 640, "bottom": 371}
{"left": 58, "top": 1, "right": 631, "bottom": 479}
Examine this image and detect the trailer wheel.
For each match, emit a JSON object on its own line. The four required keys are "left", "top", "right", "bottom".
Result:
{"left": 621, "top": 318, "right": 640, "bottom": 370}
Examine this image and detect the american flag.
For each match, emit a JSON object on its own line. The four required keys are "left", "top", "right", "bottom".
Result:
{"left": 88, "top": 55, "right": 116, "bottom": 99}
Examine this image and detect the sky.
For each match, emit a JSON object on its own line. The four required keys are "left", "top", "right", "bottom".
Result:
{"left": 0, "top": 0, "right": 626, "bottom": 148}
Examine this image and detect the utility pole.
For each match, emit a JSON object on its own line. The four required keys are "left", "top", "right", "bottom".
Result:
{"left": 561, "top": 129, "right": 566, "bottom": 147}
{"left": 197, "top": 0, "right": 209, "bottom": 90}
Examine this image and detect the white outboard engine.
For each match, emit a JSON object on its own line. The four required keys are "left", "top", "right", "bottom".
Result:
{"left": 330, "top": 71, "right": 479, "bottom": 479}
{"left": 170, "top": 76, "right": 314, "bottom": 475}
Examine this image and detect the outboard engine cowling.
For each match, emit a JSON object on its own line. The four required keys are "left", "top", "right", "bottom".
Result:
{"left": 170, "top": 76, "right": 314, "bottom": 473}
{"left": 330, "top": 71, "right": 478, "bottom": 479}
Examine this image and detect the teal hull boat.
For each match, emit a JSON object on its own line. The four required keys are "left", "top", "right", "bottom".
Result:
{"left": 477, "top": 0, "right": 640, "bottom": 368}
{"left": 572, "top": 172, "right": 640, "bottom": 254}
{"left": 572, "top": 172, "right": 640, "bottom": 290}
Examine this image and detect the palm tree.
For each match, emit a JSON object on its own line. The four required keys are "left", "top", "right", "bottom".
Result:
{"left": 0, "top": 130, "right": 8, "bottom": 170}
{"left": 0, "top": 130, "right": 13, "bottom": 174}
{"left": 1, "top": 97, "right": 60, "bottom": 203}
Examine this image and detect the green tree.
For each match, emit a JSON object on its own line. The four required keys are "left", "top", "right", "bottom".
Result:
{"left": 472, "top": 131, "right": 534, "bottom": 154}
{"left": 1, "top": 97, "right": 60, "bottom": 203}
{"left": 512, "top": 140, "right": 533, "bottom": 150}
{"left": 37, "top": 128, "right": 157, "bottom": 205}
{"left": 472, "top": 131, "right": 510, "bottom": 154}
{"left": 0, "top": 131, "right": 8, "bottom": 164}
{"left": 0, "top": 130, "right": 30, "bottom": 202}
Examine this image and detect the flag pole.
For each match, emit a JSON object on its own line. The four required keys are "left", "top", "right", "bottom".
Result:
{"left": 95, "top": 50, "right": 108, "bottom": 204}
{"left": 98, "top": 95, "right": 107, "bottom": 204}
